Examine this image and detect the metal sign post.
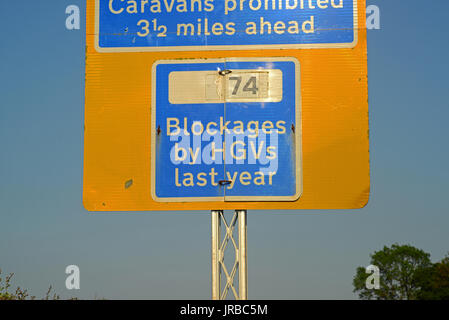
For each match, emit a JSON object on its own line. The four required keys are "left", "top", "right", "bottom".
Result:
{"left": 211, "top": 210, "right": 247, "bottom": 300}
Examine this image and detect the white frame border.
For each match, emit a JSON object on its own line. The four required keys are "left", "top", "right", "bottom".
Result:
{"left": 94, "top": 0, "right": 358, "bottom": 53}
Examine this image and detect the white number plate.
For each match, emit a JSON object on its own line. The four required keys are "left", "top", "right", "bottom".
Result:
{"left": 169, "top": 69, "right": 282, "bottom": 104}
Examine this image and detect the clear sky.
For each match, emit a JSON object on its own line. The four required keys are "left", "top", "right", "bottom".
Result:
{"left": 0, "top": 0, "right": 448, "bottom": 299}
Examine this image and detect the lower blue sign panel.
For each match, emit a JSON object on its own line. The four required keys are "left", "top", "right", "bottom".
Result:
{"left": 151, "top": 58, "right": 302, "bottom": 202}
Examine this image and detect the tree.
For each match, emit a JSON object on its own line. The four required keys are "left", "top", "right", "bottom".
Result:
{"left": 415, "top": 253, "right": 449, "bottom": 300}
{"left": 353, "top": 244, "right": 432, "bottom": 300}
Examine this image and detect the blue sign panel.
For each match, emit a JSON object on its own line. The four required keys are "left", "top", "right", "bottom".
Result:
{"left": 151, "top": 58, "right": 302, "bottom": 202}
{"left": 96, "top": 0, "right": 357, "bottom": 51}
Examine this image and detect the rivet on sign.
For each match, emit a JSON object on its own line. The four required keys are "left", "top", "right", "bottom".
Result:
{"left": 218, "top": 70, "right": 232, "bottom": 76}
{"left": 218, "top": 180, "right": 232, "bottom": 186}
{"left": 291, "top": 124, "right": 295, "bottom": 133}
{"left": 157, "top": 126, "right": 161, "bottom": 135}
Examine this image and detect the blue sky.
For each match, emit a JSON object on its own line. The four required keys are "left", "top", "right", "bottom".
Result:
{"left": 0, "top": 0, "right": 448, "bottom": 299}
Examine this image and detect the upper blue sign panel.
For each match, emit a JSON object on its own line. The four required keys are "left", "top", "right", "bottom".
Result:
{"left": 96, "top": 0, "right": 357, "bottom": 52}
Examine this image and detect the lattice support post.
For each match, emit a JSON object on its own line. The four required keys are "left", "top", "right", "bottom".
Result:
{"left": 211, "top": 210, "right": 248, "bottom": 300}
{"left": 211, "top": 210, "right": 222, "bottom": 300}
{"left": 238, "top": 210, "right": 248, "bottom": 300}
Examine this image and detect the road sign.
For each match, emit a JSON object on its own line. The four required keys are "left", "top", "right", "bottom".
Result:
{"left": 84, "top": 0, "right": 369, "bottom": 211}
{"left": 152, "top": 58, "right": 301, "bottom": 202}
{"left": 96, "top": 0, "right": 357, "bottom": 52}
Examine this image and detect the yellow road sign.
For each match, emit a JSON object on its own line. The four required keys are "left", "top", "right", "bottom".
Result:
{"left": 84, "top": 0, "right": 369, "bottom": 211}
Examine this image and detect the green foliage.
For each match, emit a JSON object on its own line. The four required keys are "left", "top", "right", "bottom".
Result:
{"left": 415, "top": 253, "right": 449, "bottom": 300}
{"left": 0, "top": 268, "right": 59, "bottom": 300}
{"left": 353, "top": 244, "right": 432, "bottom": 300}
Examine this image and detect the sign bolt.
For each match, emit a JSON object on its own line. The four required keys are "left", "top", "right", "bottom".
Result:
{"left": 218, "top": 69, "right": 232, "bottom": 76}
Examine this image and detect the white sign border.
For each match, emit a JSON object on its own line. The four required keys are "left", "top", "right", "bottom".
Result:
{"left": 94, "top": 0, "right": 358, "bottom": 53}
